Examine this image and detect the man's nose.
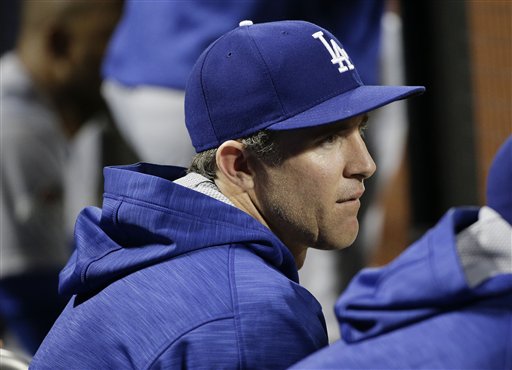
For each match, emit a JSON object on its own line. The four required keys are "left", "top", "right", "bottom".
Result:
{"left": 344, "top": 132, "right": 377, "bottom": 181}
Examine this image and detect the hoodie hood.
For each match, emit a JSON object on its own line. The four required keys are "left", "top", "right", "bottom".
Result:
{"left": 60, "top": 163, "right": 298, "bottom": 296}
{"left": 336, "top": 207, "right": 512, "bottom": 343}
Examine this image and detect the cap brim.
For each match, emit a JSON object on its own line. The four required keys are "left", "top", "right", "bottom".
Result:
{"left": 267, "top": 85, "right": 425, "bottom": 131}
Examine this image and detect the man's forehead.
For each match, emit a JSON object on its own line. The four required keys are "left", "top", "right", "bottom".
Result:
{"left": 265, "top": 113, "right": 369, "bottom": 158}
{"left": 316, "top": 113, "right": 369, "bottom": 133}
{"left": 276, "top": 113, "right": 369, "bottom": 138}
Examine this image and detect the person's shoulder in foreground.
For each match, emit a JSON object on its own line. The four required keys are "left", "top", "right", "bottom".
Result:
{"left": 31, "top": 19, "right": 423, "bottom": 369}
{"left": 291, "top": 135, "right": 512, "bottom": 370}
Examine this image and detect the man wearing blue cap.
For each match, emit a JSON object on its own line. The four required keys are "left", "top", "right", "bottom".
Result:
{"left": 291, "top": 135, "right": 512, "bottom": 369}
{"left": 31, "top": 20, "right": 423, "bottom": 369}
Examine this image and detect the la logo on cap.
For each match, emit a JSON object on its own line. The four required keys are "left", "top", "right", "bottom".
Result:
{"left": 312, "top": 31, "right": 355, "bottom": 74}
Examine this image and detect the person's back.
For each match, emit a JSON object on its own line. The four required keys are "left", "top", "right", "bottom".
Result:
{"left": 291, "top": 136, "right": 512, "bottom": 369}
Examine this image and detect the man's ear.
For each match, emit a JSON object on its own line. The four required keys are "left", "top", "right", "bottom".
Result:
{"left": 216, "top": 140, "right": 255, "bottom": 189}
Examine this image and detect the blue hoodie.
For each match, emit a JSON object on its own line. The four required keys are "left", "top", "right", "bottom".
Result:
{"left": 31, "top": 163, "right": 327, "bottom": 369}
{"left": 291, "top": 206, "right": 512, "bottom": 369}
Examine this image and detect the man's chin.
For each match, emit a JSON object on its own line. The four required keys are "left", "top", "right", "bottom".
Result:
{"left": 314, "top": 234, "right": 359, "bottom": 251}
{"left": 335, "top": 227, "right": 360, "bottom": 250}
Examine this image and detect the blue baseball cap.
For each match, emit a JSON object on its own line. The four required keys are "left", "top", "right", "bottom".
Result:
{"left": 487, "top": 135, "right": 512, "bottom": 225}
{"left": 185, "top": 20, "right": 425, "bottom": 152}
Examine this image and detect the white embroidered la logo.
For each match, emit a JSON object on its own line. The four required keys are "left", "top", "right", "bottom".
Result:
{"left": 312, "top": 31, "right": 355, "bottom": 73}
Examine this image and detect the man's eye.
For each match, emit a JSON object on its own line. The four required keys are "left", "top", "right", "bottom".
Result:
{"left": 323, "top": 134, "right": 338, "bottom": 144}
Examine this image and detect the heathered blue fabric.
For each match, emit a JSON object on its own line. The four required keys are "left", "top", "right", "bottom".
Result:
{"left": 31, "top": 163, "right": 327, "bottom": 369}
{"left": 291, "top": 207, "right": 512, "bottom": 369}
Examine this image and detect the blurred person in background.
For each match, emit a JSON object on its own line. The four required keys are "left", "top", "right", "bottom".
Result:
{"left": 292, "top": 136, "right": 512, "bottom": 369}
{"left": 0, "top": 0, "right": 124, "bottom": 354}
{"left": 102, "top": 0, "right": 386, "bottom": 341}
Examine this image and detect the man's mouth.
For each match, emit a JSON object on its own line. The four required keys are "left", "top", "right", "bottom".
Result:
{"left": 337, "top": 188, "right": 365, "bottom": 203}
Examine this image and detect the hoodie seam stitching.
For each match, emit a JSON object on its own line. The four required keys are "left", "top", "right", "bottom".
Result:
{"left": 112, "top": 197, "right": 122, "bottom": 225}
{"left": 228, "top": 245, "right": 245, "bottom": 368}
{"left": 143, "top": 314, "right": 235, "bottom": 370}
{"left": 81, "top": 200, "right": 124, "bottom": 285}
{"left": 81, "top": 247, "right": 123, "bottom": 285}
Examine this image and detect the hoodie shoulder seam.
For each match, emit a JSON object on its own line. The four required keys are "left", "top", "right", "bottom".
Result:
{"left": 228, "top": 245, "right": 245, "bottom": 368}
{"left": 143, "top": 313, "right": 236, "bottom": 370}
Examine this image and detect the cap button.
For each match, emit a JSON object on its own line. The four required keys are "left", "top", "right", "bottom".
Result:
{"left": 239, "top": 20, "right": 253, "bottom": 27}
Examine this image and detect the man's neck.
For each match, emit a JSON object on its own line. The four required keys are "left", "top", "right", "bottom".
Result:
{"left": 215, "top": 175, "right": 308, "bottom": 269}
